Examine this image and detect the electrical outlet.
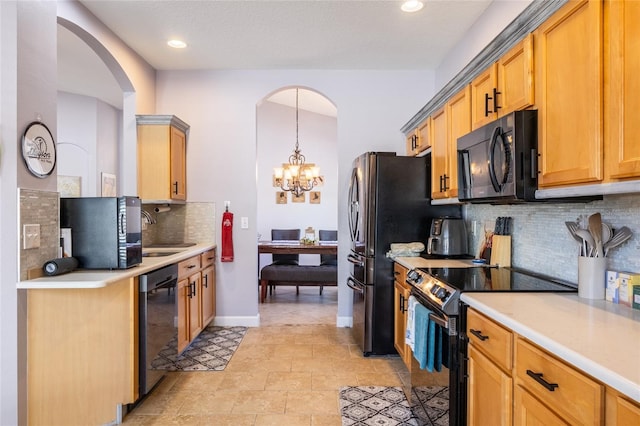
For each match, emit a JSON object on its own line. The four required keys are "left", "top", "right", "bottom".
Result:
{"left": 23, "top": 224, "right": 41, "bottom": 249}
{"left": 241, "top": 217, "right": 249, "bottom": 229}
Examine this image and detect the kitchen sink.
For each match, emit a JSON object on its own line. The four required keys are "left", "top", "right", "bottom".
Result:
{"left": 142, "top": 251, "right": 181, "bottom": 257}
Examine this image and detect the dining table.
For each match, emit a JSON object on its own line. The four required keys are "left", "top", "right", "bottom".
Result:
{"left": 258, "top": 240, "right": 338, "bottom": 255}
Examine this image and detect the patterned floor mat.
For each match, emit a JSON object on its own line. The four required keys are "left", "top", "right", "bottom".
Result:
{"left": 339, "top": 385, "right": 449, "bottom": 426}
{"left": 151, "top": 326, "right": 247, "bottom": 371}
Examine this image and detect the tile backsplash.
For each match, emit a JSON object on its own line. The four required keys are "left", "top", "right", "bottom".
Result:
{"left": 19, "top": 189, "right": 60, "bottom": 280}
{"left": 142, "top": 202, "right": 216, "bottom": 246}
{"left": 464, "top": 193, "right": 640, "bottom": 284}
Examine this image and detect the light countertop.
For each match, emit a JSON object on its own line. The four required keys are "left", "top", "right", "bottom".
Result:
{"left": 17, "top": 243, "right": 216, "bottom": 289}
{"left": 461, "top": 292, "right": 640, "bottom": 403}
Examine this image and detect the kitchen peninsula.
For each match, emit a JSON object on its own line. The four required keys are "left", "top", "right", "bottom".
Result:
{"left": 18, "top": 243, "right": 215, "bottom": 426}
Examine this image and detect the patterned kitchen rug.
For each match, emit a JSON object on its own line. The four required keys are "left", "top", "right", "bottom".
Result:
{"left": 339, "top": 385, "right": 449, "bottom": 426}
{"left": 151, "top": 325, "right": 247, "bottom": 371}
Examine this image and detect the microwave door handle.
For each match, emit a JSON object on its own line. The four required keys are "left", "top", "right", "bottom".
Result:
{"left": 119, "top": 213, "right": 126, "bottom": 235}
{"left": 488, "top": 126, "right": 504, "bottom": 193}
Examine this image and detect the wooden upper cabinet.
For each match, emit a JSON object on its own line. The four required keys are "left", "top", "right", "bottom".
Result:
{"left": 605, "top": 0, "right": 640, "bottom": 181}
{"left": 471, "top": 34, "right": 534, "bottom": 130}
{"left": 137, "top": 115, "right": 189, "bottom": 202}
{"left": 431, "top": 86, "right": 470, "bottom": 200}
{"left": 446, "top": 85, "right": 471, "bottom": 199}
{"left": 405, "top": 116, "right": 432, "bottom": 156}
{"left": 405, "top": 130, "right": 418, "bottom": 156}
{"left": 535, "top": 0, "right": 603, "bottom": 188}
{"left": 431, "top": 106, "right": 449, "bottom": 199}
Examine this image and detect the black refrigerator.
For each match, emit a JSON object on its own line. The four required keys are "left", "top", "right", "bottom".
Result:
{"left": 347, "top": 152, "right": 460, "bottom": 355}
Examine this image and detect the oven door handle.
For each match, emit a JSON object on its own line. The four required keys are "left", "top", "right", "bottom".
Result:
{"left": 428, "top": 313, "right": 449, "bottom": 330}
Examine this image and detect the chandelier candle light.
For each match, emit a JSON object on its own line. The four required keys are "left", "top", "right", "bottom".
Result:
{"left": 274, "top": 88, "right": 320, "bottom": 197}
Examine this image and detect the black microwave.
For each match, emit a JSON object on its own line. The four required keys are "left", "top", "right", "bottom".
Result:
{"left": 60, "top": 196, "right": 142, "bottom": 269}
{"left": 457, "top": 110, "right": 538, "bottom": 203}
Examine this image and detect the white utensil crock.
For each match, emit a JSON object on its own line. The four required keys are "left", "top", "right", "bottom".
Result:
{"left": 578, "top": 256, "right": 607, "bottom": 299}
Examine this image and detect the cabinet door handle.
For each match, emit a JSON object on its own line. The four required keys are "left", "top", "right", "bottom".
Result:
{"left": 442, "top": 174, "right": 449, "bottom": 191}
{"left": 203, "top": 275, "right": 208, "bottom": 288}
{"left": 526, "top": 370, "right": 559, "bottom": 392}
{"left": 191, "top": 282, "right": 197, "bottom": 297}
{"left": 470, "top": 329, "right": 489, "bottom": 341}
{"left": 493, "top": 88, "right": 502, "bottom": 112}
{"left": 484, "top": 92, "right": 493, "bottom": 116}
{"left": 173, "top": 181, "right": 179, "bottom": 194}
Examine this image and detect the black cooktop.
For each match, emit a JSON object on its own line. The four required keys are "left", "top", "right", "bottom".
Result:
{"left": 421, "top": 266, "right": 577, "bottom": 293}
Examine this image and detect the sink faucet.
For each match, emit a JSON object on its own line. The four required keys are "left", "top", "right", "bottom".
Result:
{"left": 141, "top": 209, "right": 156, "bottom": 225}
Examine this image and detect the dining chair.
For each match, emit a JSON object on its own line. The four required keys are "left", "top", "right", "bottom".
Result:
{"left": 266, "top": 229, "right": 300, "bottom": 295}
{"left": 318, "top": 230, "right": 338, "bottom": 295}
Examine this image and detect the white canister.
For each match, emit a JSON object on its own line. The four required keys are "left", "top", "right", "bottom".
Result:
{"left": 578, "top": 256, "right": 607, "bottom": 299}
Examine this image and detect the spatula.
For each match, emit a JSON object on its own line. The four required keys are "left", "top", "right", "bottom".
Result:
{"left": 588, "top": 213, "right": 603, "bottom": 257}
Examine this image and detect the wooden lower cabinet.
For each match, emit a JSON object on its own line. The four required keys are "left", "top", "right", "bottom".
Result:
{"left": 466, "top": 308, "right": 513, "bottom": 426}
{"left": 466, "top": 308, "right": 640, "bottom": 426}
{"left": 514, "top": 336, "right": 603, "bottom": 425}
{"left": 27, "top": 278, "right": 137, "bottom": 425}
{"left": 514, "top": 384, "right": 568, "bottom": 425}
{"left": 393, "top": 263, "right": 411, "bottom": 368}
{"left": 468, "top": 344, "right": 513, "bottom": 426}
{"left": 177, "top": 249, "right": 217, "bottom": 353}
{"left": 201, "top": 264, "right": 216, "bottom": 326}
{"left": 605, "top": 387, "right": 640, "bottom": 426}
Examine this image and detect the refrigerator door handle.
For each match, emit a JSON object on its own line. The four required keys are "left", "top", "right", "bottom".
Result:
{"left": 347, "top": 253, "right": 364, "bottom": 267}
{"left": 346, "top": 277, "right": 364, "bottom": 293}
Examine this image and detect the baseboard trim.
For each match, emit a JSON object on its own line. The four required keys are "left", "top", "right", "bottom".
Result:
{"left": 213, "top": 315, "right": 260, "bottom": 327}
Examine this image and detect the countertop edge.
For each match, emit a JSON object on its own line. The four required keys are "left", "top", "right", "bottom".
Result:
{"left": 17, "top": 243, "right": 216, "bottom": 289}
{"left": 461, "top": 292, "right": 640, "bottom": 404}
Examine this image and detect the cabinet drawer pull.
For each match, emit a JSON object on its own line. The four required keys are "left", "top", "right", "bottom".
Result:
{"left": 526, "top": 369, "right": 559, "bottom": 392}
{"left": 470, "top": 329, "right": 489, "bottom": 341}
{"left": 187, "top": 264, "right": 197, "bottom": 269}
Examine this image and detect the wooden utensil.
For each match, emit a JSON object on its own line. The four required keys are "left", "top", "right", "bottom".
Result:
{"left": 588, "top": 213, "right": 603, "bottom": 257}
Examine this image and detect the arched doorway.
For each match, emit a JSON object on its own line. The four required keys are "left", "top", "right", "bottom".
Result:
{"left": 256, "top": 86, "right": 339, "bottom": 324}
{"left": 56, "top": 17, "right": 137, "bottom": 197}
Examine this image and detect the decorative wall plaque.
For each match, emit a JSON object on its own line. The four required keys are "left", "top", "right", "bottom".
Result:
{"left": 21, "top": 122, "right": 56, "bottom": 178}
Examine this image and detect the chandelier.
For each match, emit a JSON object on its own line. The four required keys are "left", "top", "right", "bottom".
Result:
{"left": 273, "top": 88, "right": 320, "bottom": 197}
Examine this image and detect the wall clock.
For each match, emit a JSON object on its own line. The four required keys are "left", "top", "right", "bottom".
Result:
{"left": 21, "top": 121, "right": 56, "bottom": 178}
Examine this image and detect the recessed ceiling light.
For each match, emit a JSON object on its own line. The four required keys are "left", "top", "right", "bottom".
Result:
{"left": 401, "top": 0, "right": 424, "bottom": 13}
{"left": 167, "top": 39, "right": 187, "bottom": 49}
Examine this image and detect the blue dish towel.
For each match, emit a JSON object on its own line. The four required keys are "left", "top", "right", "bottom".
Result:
{"left": 412, "top": 303, "right": 443, "bottom": 372}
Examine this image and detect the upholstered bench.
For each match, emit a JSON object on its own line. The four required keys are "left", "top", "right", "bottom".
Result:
{"left": 259, "top": 264, "right": 338, "bottom": 303}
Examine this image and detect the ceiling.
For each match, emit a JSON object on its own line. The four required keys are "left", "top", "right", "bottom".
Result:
{"left": 58, "top": 0, "right": 495, "bottom": 110}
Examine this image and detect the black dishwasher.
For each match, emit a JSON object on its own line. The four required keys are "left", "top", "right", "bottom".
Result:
{"left": 139, "top": 264, "right": 178, "bottom": 397}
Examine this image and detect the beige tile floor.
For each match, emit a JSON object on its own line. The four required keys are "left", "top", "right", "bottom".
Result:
{"left": 123, "top": 286, "right": 409, "bottom": 425}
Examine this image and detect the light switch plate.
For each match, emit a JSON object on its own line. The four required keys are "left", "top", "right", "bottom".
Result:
{"left": 23, "top": 224, "right": 41, "bottom": 249}
{"left": 241, "top": 217, "right": 249, "bottom": 229}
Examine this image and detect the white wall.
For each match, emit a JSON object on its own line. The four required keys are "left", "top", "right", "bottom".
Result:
{"left": 154, "top": 69, "right": 436, "bottom": 326}
{"left": 57, "top": 91, "right": 121, "bottom": 196}
{"left": 257, "top": 99, "right": 338, "bottom": 268}
{"left": 435, "top": 0, "right": 533, "bottom": 88}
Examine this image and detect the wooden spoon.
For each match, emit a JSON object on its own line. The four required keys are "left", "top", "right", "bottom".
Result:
{"left": 588, "top": 213, "right": 603, "bottom": 257}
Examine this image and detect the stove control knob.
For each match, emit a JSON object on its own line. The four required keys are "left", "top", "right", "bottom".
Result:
{"left": 436, "top": 287, "right": 449, "bottom": 301}
{"left": 407, "top": 270, "right": 418, "bottom": 281}
{"left": 431, "top": 284, "right": 440, "bottom": 295}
